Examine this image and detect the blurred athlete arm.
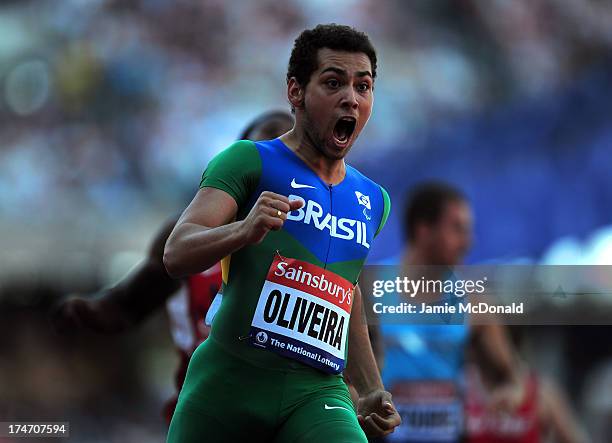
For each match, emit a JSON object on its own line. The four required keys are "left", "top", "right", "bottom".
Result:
{"left": 470, "top": 319, "right": 519, "bottom": 385}
{"left": 53, "top": 217, "right": 182, "bottom": 334}
{"left": 539, "top": 378, "right": 590, "bottom": 443}
{"left": 345, "top": 284, "right": 401, "bottom": 437}
{"left": 163, "top": 188, "right": 303, "bottom": 278}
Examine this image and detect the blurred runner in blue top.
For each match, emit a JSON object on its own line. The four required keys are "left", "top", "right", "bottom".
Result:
{"left": 374, "top": 182, "right": 517, "bottom": 443}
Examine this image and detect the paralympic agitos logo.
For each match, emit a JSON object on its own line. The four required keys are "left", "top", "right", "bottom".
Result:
{"left": 287, "top": 195, "right": 371, "bottom": 248}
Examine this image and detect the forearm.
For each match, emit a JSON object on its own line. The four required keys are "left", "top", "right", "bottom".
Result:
{"left": 368, "top": 324, "right": 385, "bottom": 372}
{"left": 54, "top": 218, "right": 183, "bottom": 334}
{"left": 471, "top": 322, "right": 518, "bottom": 384}
{"left": 543, "top": 381, "right": 590, "bottom": 443}
{"left": 104, "top": 216, "right": 182, "bottom": 325}
{"left": 345, "top": 286, "right": 384, "bottom": 395}
{"left": 163, "top": 221, "right": 246, "bottom": 278}
{"left": 362, "top": 291, "right": 385, "bottom": 371}
{"left": 346, "top": 326, "right": 384, "bottom": 395}
{"left": 90, "top": 288, "right": 135, "bottom": 332}
{"left": 106, "top": 260, "right": 181, "bottom": 325}
{"left": 59, "top": 286, "right": 142, "bottom": 335}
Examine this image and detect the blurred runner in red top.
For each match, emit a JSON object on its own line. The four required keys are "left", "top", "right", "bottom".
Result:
{"left": 51, "top": 110, "right": 294, "bottom": 424}
{"left": 466, "top": 367, "right": 540, "bottom": 443}
{"left": 466, "top": 329, "right": 589, "bottom": 443}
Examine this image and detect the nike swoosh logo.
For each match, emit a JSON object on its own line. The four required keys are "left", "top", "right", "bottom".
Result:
{"left": 324, "top": 404, "right": 350, "bottom": 412}
{"left": 291, "top": 178, "right": 315, "bottom": 189}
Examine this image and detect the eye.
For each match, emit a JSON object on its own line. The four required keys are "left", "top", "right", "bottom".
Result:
{"left": 326, "top": 79, "right": 340, "bottom": 89}
{"left": 357, "top": 82, "right": 371, "bottom": 92}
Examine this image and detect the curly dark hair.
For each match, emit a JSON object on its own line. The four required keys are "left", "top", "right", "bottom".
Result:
{"left": 287, "top": 24, "right": 377, "bottom": 88}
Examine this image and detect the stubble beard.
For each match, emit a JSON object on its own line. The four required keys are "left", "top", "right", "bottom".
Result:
{"left": 301, "top": 106, "right": 327, "bottom": 156}
{"left": 305, "top": 106, "right": 353, "bottom": 161}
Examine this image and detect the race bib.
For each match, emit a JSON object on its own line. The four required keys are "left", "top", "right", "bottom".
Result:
{"left": 388, "top": 381, "right": 463, "bottom": 442}
{"left": 250, "top": 254, "right": 354, "bottom": 374}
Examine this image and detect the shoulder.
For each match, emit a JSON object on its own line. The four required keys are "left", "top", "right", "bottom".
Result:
{"left": 213, "top": 139, "right": 259, "bottom": 160}
{"left": 346, "top": 164, "right": 390, "bottom": 205}
{"left": 200, "top": 140, "right": 263, "bottom": 206}
{"left": 346, "top": 165, "right": 389, "bottom": 197}
{"left": 204, "top": 139, "right": 261, "bottom": 172}
{"left": 346, "top": 163, "right": 378, "bottom": 187}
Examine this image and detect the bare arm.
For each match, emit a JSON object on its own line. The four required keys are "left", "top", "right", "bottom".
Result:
{"left": 345, "top": 285, "right": 401, "bottom": 437}
{"left": 163, "top": 188, "right": 241, "bottom": 277}
{"left": 52, "top": 217, "right": 182, "bottom": 333}
{"left": 163, "top": 187, "right": 303, "bottom": 278}
{"left": 345, "top": 284, "right": 384, "bottom": 395}
{"left": 106, "top": 216, "right": 183, "bottom": 324}
{"left": 360, "top": 287, "right": 385, "bottom": 371}
{"left": 540, "top": 378, "right": 590, "bottom": 443}
{"left": 470, "top": 320, "right": 519, "bottom": 385}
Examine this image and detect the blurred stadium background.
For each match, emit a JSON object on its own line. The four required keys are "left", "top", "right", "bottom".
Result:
{"left": 1, "top": 0, "right": 611, "bottom": 441}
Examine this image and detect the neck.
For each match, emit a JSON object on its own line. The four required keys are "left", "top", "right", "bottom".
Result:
{"left": 280, "top": 124, "right": 345, "bottom": 185}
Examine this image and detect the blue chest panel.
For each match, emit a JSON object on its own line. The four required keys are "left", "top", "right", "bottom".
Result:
{"left": 252, "top": 139, "right": 383, "bottom": 265}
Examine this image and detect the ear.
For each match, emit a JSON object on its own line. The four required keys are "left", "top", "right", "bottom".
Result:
{"left": 287, "top": 77, "right": 305, "bottom": 110}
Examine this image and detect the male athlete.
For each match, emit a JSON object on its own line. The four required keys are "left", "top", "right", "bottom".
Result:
{"left": 375, "top": 182, "right": 519, "bottom": 443}
{"left": 163, "top": 24, "right": 400, "bottom": 442}
{"left": 52, "top": 110, "right": 294, "bottom": 423}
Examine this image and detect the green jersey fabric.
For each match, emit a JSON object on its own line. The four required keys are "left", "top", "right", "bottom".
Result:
{"left": 167, "top": 138, "right": 390, "bottom": 443}
{"left": 201, "top": 138, "right": 390, "bottom": 371}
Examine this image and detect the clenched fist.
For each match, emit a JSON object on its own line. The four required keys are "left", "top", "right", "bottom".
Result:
{"left": 239, "top": 191, "right": 304, "bottom": 245}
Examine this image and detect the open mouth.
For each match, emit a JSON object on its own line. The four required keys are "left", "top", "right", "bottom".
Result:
{"left": 332, "top": 117, "right": 357, "bottom": 146}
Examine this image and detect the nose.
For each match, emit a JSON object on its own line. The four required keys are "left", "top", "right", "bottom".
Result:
{"left": 340, "top": 87, "right": 359, "bottom": 110}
